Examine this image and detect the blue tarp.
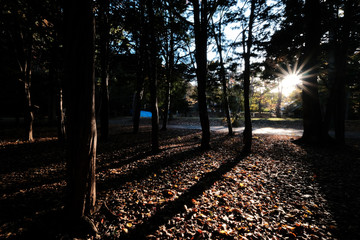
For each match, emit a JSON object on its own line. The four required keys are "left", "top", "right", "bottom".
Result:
{"left": 140, "top": 111, "right": 152, "bottom": 118}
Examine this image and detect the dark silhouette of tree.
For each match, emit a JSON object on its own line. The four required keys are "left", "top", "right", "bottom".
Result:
{"left": 242, "top": 0, "right": 256, "bottom": 153}
{"left": 47, "top": 22, "right": 66, "bottom": 142}
{"left": 161, "top": 0, "right": 175, "bottom": 131}
{"left": 3, "top": 1, "right": 35, "bottom": 141}
{"left": 99, "top": 0, "right": 110, "bottom": 140}
{"left": 161, "top": 24, "right": 174, "bottom": 131}
{"left": 300, "top": 0, "right": 323, "bottom": 143}
{"left": 132, "top": 1, "right": 146, "bottom": 134}
{"left": 159, "top": 0, "right": 190, "bottom": 130}
{"left": 267, "top": 0, "right": 360, "bottom": 144}
{"left": 211, "top": 13, "right": 233, "bottom": 135}
{"left": 192, "top": 0, "right": 211, "bottom": 149}
{"left": 275, "top": 80, "right": 283, "bottom": 118}
{"left": 147, "top": 0, "right": 160, "bottom": 153}
{"left": 57, "top": 87, "right": 66, "bottom": 142}
{"left": 63, "top": 0, "right": 97, "bottom": 234}
{"left": 324, "top": 0, "right": 357, "bottom": 144}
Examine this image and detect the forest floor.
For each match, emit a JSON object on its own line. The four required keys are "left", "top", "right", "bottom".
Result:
{"left": 0, "top": 119, "right": 360, "bottom": 239}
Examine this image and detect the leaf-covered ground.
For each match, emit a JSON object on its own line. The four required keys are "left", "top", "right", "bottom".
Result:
{"left": 0, "top": 124, "right": 359, "bottom": 239}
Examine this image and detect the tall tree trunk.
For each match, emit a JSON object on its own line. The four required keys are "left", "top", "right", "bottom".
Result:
{"left": 333, "top": 2, "right": 352, "bottom": 144}
{"left": 162, "top": 78, "right": 171, "bottom": 130}
{"left": 63, "top": 0, "right": 97, "bottom": 234}
{"left": 220, "top": 61, "right": 233, "bottom": 136}
{"left": 275, "top": 81, "right": 282, "bottom": 118}
{"left": 193, "top": 0, "right": 210, "bottom": 149}
{"left": 242, "top": 0, "right": 255, "bottom": 153}
{"left": 132, "top": 80, "right": 144, "bottom": 133}
{"left": 48, "top": 66, "right": 57, "bottom": 125}
{"left": 324, "top": 13, "right": 336, "bottom": 136}
{"left": 50, "top": 33, "right": 66, "bottom": 142}
{"left": 24, "top": 63, "right": 34, "bottom": 142}
{"left": 161, "top": 48, "right": 172, "bottom": 131}
{"left": 300, "top": 0, "right": 323, "bottom": 143}
{"left": 147, "top": 0, "right": 159, "bottom": 153}
{"left": 161, "top": 10, "right": 174, "bottom": 131}
{"left": 99, "top": 0, "right": 110, "bottom": 140}
{"left": 57, "top": 87, "right": 66, "bottom": 143}
{"left": 10, "top": 20, "right": 34, "bottom": 141}
{"left": 212, "top": 18, "right": 233, "bottom": 135}
{"left": 21, "top": 34, "right": 34, "bottom": 142}
{"left": 133, "top": 2, "right": 146, "bottom": 134}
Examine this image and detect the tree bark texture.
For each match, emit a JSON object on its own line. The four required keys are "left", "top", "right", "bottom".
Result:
{"left": 193, "top": 0, "right": 211, "bottom": 149}
{"left": 301, "top": 0, "right": 323, "bottom": 143}
{"left": 63, "top": 0, "right": 97, "bottom": 222}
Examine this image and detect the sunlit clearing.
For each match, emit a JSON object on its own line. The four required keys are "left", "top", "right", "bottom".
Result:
{"left": 281, "top": 74, "right": 302, "bottom": 96}
{"left": 284, "top": 74, "right": 301, "bottom": 84}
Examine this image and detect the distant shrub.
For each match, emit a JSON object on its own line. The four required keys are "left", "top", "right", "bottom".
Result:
{"left": 223, "top": 113, "right": 243, "bottom": 127}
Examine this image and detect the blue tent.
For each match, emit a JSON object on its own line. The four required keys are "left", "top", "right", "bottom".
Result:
{"left": 140, "top": 110, "right": 152, "bottom": 118}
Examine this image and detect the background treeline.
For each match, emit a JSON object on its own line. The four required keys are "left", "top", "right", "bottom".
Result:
{"left": 1, "top": 0, "right": 359, "bottom": 143}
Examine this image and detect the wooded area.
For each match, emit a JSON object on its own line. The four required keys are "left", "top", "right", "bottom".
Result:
{"left": 1, "top": 0, "right": 359, "bottom": 239}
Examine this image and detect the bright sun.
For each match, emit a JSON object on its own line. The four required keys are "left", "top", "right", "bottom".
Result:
{"left": 281, "top": 74, "right": 302, "bottom": 96}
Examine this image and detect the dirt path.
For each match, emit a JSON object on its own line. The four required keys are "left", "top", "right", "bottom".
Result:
{"left": 109, "top": 117, "right": 360, "bottom": 139}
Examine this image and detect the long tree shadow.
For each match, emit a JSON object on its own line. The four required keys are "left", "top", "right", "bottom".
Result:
{"left": 97, "top": 133, "right": 228, "bottom": 193}
{"left": 0, "top": 140, "right": 66, "bottom": 196}
{"left": 0, "top": 184, "right": 66, "bottom": 240}
{"left": 98, "top": 147, "right": 198, "bottom": 192}
{"left": 0, "top": 139, "right": 64, "bottom": 174}
{"left": 0, "top": 128, "right": 219, "bottom": 239}
{"left": 120, "top": 151, "right": 247, "bottom": 239}
{"left": 97, "top": 132, "right": 201, "bottom": 173}
{"left": 297, "top": 141, "right": 360, "bottom": 240}
{"left": 0, "top": 126, "right": 230, "bottom": 239}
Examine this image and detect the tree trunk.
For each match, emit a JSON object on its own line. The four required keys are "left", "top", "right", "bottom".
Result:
{"left": 22, "top": 35, "right": 34, "bottom": 142}
{"left": 324, "top": 15, "right": 336, "bottom": 136}
{"left": 193, "top": 0, "right": 210, "bottom": 149}
{"left": 48, "top": 63, "right": 57, "bottom": 125}
{"left": 99, "top": 0, "right": 110, "bottom": 140}
{"left": 161, "top": 13, "right": 174, "bottom": 131}
{"left": 10, "top": 19, "right": 34, "bottom": 141}
{"left": 212, "top": 18, "right": 233, "bottom": 135}
{"left": 333, "top": 2, "right": 352, "bottom": 144}
{"left": 63, "top": 0, "right": 97, "bottom": 234}
{"left": 275, "top": 82, "right": 282, "bottom": 118}
{"left": 57, "top": 87, "right": 66, "bottom": 143}
{"left": 133, "top": 2, "right": 146, "bottom": 134}
{"left": 242, "top": 0, "right": 255, "bottom": 153}
{"left": 147, "top": 0, "right": 159, "bottom": 153}
{"left": 162, "top": 78, "right": 171, "bottom": 131}
{"left": 24, "top": 68, "right": 34, "bottom": 142}
{"left": 300, "top": 0, "right": 323, "bottom": 143}
{"left": 132, "top": 84, "right": 143, "bottom": 133}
